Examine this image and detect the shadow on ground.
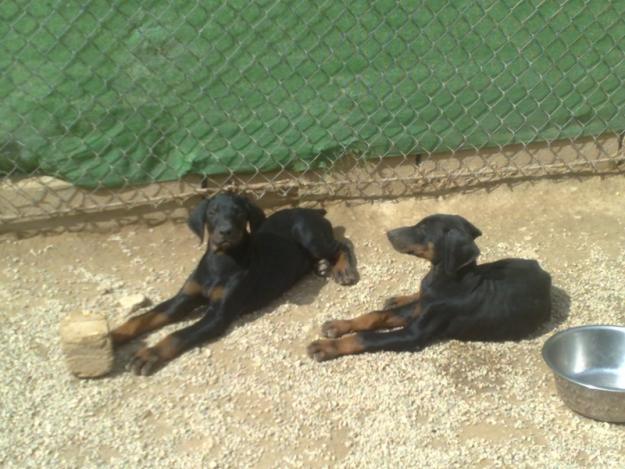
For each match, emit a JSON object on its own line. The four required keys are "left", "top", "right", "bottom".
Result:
{"left": 529, "top": 285, "right": 571, "bottom": 339}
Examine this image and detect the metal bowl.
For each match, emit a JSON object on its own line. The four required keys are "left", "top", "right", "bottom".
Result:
{"left": 542, "top": 325, "right": 625, "bottom": 423}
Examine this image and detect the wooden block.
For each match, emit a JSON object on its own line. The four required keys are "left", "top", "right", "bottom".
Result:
{"left": 60, "top": 312, "right": 114, "bottom": 378}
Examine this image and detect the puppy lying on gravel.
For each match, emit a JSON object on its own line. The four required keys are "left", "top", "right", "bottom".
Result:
{"left": 112, "top": 192, "right": 358, "bottom": 375}
{"left": 308, "top": 214, "right": 551, "bottom": 361}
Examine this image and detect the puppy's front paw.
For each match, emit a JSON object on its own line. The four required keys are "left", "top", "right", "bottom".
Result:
{"left": 129, "top": 347, "right": 163, "bottom": 376}
{"left": 321, "top": 319, "right": 350, "bottom": 338}
{"left": 307, "top": 339, "right": 339, "bottom": 362}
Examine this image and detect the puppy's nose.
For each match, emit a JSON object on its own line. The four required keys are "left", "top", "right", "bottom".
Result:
{"left": 386, "top": 228, "right": 400, "bottom": 241}
{"left": 218, "top": 227, "right": 233, "bottom": 236}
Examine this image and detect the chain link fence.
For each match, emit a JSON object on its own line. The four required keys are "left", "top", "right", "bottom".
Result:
{"left": 2, "top": 0, "right": 625, "bottom": 229}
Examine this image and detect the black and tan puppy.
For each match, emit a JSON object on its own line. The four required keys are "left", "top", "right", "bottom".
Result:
{"left": 112, "top": 192, "right": 358, "bottom": 375}
{"left": 307, "top": 214, "right": 551, "bottom": 361}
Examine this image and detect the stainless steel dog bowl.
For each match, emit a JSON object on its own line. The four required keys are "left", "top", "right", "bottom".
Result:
{"left": 542, "top": 325, "right": 625, "bottom": 422}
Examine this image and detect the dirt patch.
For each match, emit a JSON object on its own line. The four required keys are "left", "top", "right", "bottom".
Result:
{"left": 1, "top": 176, "right": 625, "bottom": 467}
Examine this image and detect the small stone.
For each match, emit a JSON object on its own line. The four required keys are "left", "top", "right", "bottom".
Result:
{"left": 59, "top": 312, "right": 113, "bottom": 378}
{"left": 118, "top": 294, "right": 150, "bottom": 313}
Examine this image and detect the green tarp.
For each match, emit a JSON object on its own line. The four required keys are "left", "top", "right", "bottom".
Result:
{"left": 1, "top": 0, "right": 624, "bottom": 188}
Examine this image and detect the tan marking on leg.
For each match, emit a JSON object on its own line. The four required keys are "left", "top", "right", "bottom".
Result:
{"left": 321, "top": 319, "right": 352, "bottom": 338}
{"left": 333, "top": 334, "right": 364, "bottom": 355}
{"left": 331, "top": 247, "right": 358, "bottom": 285}
{"left": 333, "top": 250, "right": 349, "bottom": 273}
{"left": 186, "top": 281, "right": 224, "bottom": 301}
{"left": 349, "top": 310, "right": 410, "bottom": 330}
{"left": 110, "top": 311, "right": 169, "bottom": 345}
{"left": 150, "top": 335, "right": 182, "bottom": 361}
{"left": 322, "top": 307, "right": 418, "bottom": 338}
{"left": 208, "top": 286, "right": 225, "bottom": 302}
{"left": 182, "top": 280, "right": 202, "bottom": 295}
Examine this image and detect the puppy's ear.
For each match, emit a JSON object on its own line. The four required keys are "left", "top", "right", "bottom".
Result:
{"left": 243, "top": 197, "right": 266, "bottom": 233}
{"left": 187, "top": 199, "right": 210, "bottom": 242}
{"left": 442, "top": 228, "right": 480, "bottom": 275}
{"left": 457, "top": 216, "right": 482, "bottom": 239}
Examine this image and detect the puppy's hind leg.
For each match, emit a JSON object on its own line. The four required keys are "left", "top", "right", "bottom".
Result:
{"left": 329, "top": 241, "right": 359, "bottom": 286}
{"left": 293, "top": 217, "right": 359, "bottom": 286}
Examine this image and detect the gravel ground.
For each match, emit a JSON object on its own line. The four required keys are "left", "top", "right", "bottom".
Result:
{"left": 1, "top": 176, "right": 625, "bottom": 468}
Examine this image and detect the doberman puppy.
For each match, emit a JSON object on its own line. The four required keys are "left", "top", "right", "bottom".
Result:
{"left": 112, "top": 192, "right": 358, "bottom": 375}
{"left": 307, "top": 214, "right": 551, "bottom": 361}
